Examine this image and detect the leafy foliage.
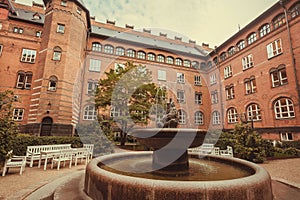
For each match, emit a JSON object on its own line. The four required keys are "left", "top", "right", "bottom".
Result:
{"left": 95, "top": 62, "right": 165, "bottom": 145}
{"left": 0, "top": 90, "right": 19, "bottom": 165}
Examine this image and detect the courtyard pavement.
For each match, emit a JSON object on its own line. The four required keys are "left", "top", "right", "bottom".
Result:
{"left": 0, "top": 157, "right": 299, "bottom": 200}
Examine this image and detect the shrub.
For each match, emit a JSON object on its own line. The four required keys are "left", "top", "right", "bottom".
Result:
{"left": 281, "top": 140, "right": 300, "bottom": 149}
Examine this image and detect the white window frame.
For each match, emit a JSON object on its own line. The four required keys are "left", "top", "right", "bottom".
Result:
{"left": 158, "top": 70, "right": 166, "bottom": 81}
{"left": 115, "top": 47, "right": 125, "bottom": 56}
{"left": 166, "top": 57, "right": 174, "bottom": 64}
{"left": 211, "top": 91, "right": 218, "bottom": 104}
{"left": 177, "top": 90, "right": 185, "bottom": 103}
{"left": 57, "top": 24, "right": 65, "bottom": 33}
{"left": 137, "top": 51, "right": 146, "bottom": 59}
{"left": 175, "top": 58, "right": 183, "bottom": 66}
{"left": 21, "top": 48, "right": 37, "bottom": 63}
{"left": 89, "top": 59, "right": 101, "bottom": 72}
{"left": 274, "top": 98, "right": 295, "bottom": 119}
{"left": 242, "top": 54, "right": 254, "bottom": 70}
{"left": 127, "top": 49, "right": 135, "bottom": 58}
{"left": 267, "top": 39, "right": 282, "bottom": 59}
{"left": 224, "top": 65, "right": 232, "bottom": 78}
{"left": 178, "top": 110, "right": 186, "bottom": 124}
{"left": 104, "top": 45, "right": 114, "bottom": 54}
{"left": 280, "top": 132, "right": 293, "bottom": 141}
{"left": 270, "top": 66, "right": 288, "bottom": 87}
{"left": 212, "top": 111, "right": 221, "bottom": 125}
{"left": 177, "top": 73, "right": 185, "bottom": 84}
{"left": 83, "top": 105, "right": 97, "bottom": 120}
{"left": 92, "top": 43, "right": 102, "bottom": 52}
{"left": 87, "top": 80, "right": 98, "bottom": 95}
{"left": 245, "top": 77, "right": 257, "bottom": 94}
{"left": 147, "top": 53, "right": 155, "bottom": 61}
{"left": 260, "top": 24, "right": 270, "bottom": 37}
{"left": 247, "top": 33, "right": 257, "bottom": 45}
{"left": 110, "top": 107, "right": 121, "bottom": 117}
{"left": 13, "top": 108, "right": 24, "bottom": 121}
{"left": 210, "top": 74, "right": 217, "bottom": 85}
{"left": 225, "top": 85, "right": 235, "bottom": 100}
{"left": 157, "top": 55, "right": 165, "bottom": 63}
{"left": 227, "top": 108, "right": 238, "bottom": 123}
{"left": 246, "top": 103, "right": 262, "bottom": 121}
{"left": 195, "top": 92, "right": 202, "bottom": 104}
{"left": 183, "top": 60, "right": 191, "bottom": 67}
{"left": 194, "top": 75, "right": 202, "bottom": 86}
{"left": 195, "top": 111, "right": 204, "bottom": 125}
{"left": 237, "top": 40, "right": 245, "bottom": 50}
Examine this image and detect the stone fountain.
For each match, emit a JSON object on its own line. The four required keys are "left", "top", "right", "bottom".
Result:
{"left": 84, "top": 99, "right": 273, "bottom": 200}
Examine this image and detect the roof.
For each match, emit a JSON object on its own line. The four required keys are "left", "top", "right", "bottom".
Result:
{"left": 91, "top": 26, "right": 209, "bottom": 57}
{"left": 8, "top": 8, "right": 45, "bottom": 24}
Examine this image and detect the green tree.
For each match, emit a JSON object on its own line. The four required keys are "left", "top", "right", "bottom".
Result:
{"left": 0, "top": 90, "right": 19, "bottom": 165}
{"left": 95, "top": 62, "right": 165, "bottom": 145}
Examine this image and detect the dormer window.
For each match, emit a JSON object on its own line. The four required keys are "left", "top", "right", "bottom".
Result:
{"left": 32, "top": 13, "right": 41, "bottom": 20}
{"left": 61, "top": 1, "right": 67, "bottom": 6}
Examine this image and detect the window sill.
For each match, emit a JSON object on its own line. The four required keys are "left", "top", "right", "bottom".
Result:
{"left": 267, "top": 52, "right": 283, "bottom": 60}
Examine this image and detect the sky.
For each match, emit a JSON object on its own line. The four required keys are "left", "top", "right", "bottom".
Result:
{"left": 16, "top": 0, "right": 278, "bottom": 47}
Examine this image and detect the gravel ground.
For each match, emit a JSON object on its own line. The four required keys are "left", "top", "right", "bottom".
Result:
{"left": 0, "top": 158, "right": 299, "bottom": 200}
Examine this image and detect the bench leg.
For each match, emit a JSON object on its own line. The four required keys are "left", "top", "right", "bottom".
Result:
{"left": 2, "top": 166, "right": 7, "bottom": 176}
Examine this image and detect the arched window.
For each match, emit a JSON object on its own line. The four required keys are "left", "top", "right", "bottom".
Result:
{"left": 213, "top": 57, "right": 218, "bottom": 65}
{"left": 270, "top": 65, "right": 288, "bottom": 87}
{"left": 166, "top": 56, "right": 174, "bottom": 64}
{"left": 16, "top": 71, "right": 32, "bottom": 89}
{"left": 192, "top": 61, "right": 199, "bottom": 69}
{"left": 104, "top": 44, "right": 114, "bottom": 54}
{"left": 127, "top": 49, "right": 136, "bottom": 58}
{"left": 290, "top": 2, "right": 300, "bottom": 18}
{"left": 195, "top": 111, "right": 204, "bottom": 125}
{"left": 83, "top": 105, "right": 97, "bottom": 120}
{"left": 259, "top": 23, "right": 271, "bottom": 37}
{"left": 247, "top": 32, "right": 257, "bottom": 45}
{"left": 212, "top": 111, "right": 221, "bottom": 125}
{"left": 40, "top": 117, "right": 53, "bottom": 136}
{"left": 147, "top": 53, "right": 156, "bottom": 61}
{"left": 175, "top": 58, "right": 183, "bottom": 66}
{"left": 273, "top": 13, "right": 286, "bottom": 29}
{"left": 228, "top": 46, "right": 235, "bottom": 56}
{"left": 274, "top": 98, "right": 295, "bottom": 119}
{"left": 246, "top": 103, "right": 261, "bottom": 121}
{"left": 206, "top": 61, "right": 212, "bottom": 69}
{"left": 178, "top": 110, "right": 186, "bottom": 124}
{"left": 92, "top": 42, "right": 101, "bottom": 52}
{"left": 227, "top": 107, "right": 238, "bottom": 123}
{"left": 157, "top": 54, "right": 165, "bottom": 63}
{"left": 244, "top": 76, "right": 257, "bottom": 94}
{"left": 183, "top": 60, "right": 191, "bottom": 67}
{"left": 48, "top": 75, "right": 58, "bottom": 91}
{"left": 220, "top": 52, "right": 226, "bottom": 61}
{"left": 237, "top": 40, "right": 245, "bottom": 50}
{"left": 115, "top": 47, "right": 125, "bottom": 56}
{"left": 53, "top": 46, "right": 62, "bottom": 61}
{"left": 137, "top": 51, "right": 146, "bottom": 59}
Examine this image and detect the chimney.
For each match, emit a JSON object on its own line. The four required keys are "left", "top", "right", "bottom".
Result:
{"left": 202, "top": 43, "right": 209, "bottom": 48}
{"left": 143, "top": 28, "right": 151, "bottom": 33}
{"left": 159, "top": 32, "right": 167, "bottom": 37}
{"left": 90, "top": 16, "right": 95, "bottom": 20}
{"left": 189, "top": 40, "right": 196, "bottom": 44}
{"left": 175, "top": 36, "right": 182, "bottom": 41}
{"left": 106, "top": 19, "right": 115, "bottom": 25}
{"left": 125, "top": 24, "right": 134, "bottom": 29}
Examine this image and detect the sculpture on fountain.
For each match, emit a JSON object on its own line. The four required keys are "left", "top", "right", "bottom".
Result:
{"left": 156, "top": 98, "right": 178, "bottom": 128}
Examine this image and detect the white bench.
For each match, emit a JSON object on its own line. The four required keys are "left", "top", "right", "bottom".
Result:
{"left": 51, "top": 150, "right": 73, "bottom": 170}
{"left": 2, "top": 151, "right": 26, "bottom": 176}
{"left": 188, "top": 143, "right": 215, "bottom": 155}
{"left": 220, "top": 146, "right": 233, "bottom": 157}
{"left": 83, "top": 144, "right": 94, "bottom": 160}
{"left": 26, "top": 144, "right": 71, "bottom": 167}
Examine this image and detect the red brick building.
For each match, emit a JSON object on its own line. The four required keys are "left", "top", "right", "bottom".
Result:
{"left": 0, "top": 0, "right": 299, "bottom": 142}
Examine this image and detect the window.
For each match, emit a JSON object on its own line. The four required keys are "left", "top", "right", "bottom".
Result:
{"left": 224, "top": 65, "right": 232, "bottom": 79}
{"left": 220, "top": 52, "right": 226, "bottom": 62}
{"left": 178, "top": 110, "right": 186, "bottom": 124}
{"left": 13, "top": 108, "right": 24, "bottom": 121}
{"left": 247, "top": 32, "right": 257, "bottom": 45}
{"left": 158, "top": 70, "right": 166, "bottom": 81}
{"left": 13, "top": 27, "right": 23, "bottom": 34}
{"left": 48, "top": 76, "right": 58, "bottom": 91}
{"left": 246, "top": 103, "right": 262, "bottom": 121}
{"left": 195, "top": 92, "right": 202, "bottom": 104}
{"left": 194, "top": 75, "right": 202, "bottom": 86}
{"left": 147, "top": 53, "right": 155, "bottom": 61}
{"left": 83, "top": 105, "right": 97, "bottom": 120}
{"left": 21, "top": 49, "right": 36, "bottom": 63}
{"left": 115, "top": 47, "right": 125, "bottom": 56}
{"left": 195, "top": 111, "right": 204, "bottom": 125}
{"left": 228, "top": 46, "right": 235, "bottom": 56}
{"left": 242, "top": 54, "right": 254, "bottom": 70}
{"left": 210, "top": 73, "right": 217, "bottom": 85}
{"left": 212, "top": 111, "right": 221, "bottom": 125}
{"left": 177, "top": 73, "right": 185, "bottom": 83}
{"left": 244, "top": 76, "right": 257, "bottom": 94}
{"left": 259, "top": 24, "right": 271, "bottom": 37}
{"left": 89, "top": 59, "right": 101, "bottom": 72}
{"left": 280, "top": 132, "right": 293, "bottom": 141}
{"left": 213, "top": 57, "right": 218, "bottom": 65}
{"left": 177, "top": 90, "right": 185, "bottom": 103}
{"left": 57, "top": 24, "right": 65, "bottom": 33}
{"left": 211, "top": 91, "right": 218, "bottom": 104}
{"left": 227, "top": 107, "right": 238, "bottom": 123}
{"left": 137, "top": 51, "right": 146, "bottom": 59}
{"left": 0, "top": 44, "right": 2, "bottom": 56}
{"left": 166, "top": 56, "right": 174, "bottom": 64}
{"left": 270, "top": 65, "right": 288, "bottom": 87}
{"left": 274, "top": 98, "right": 295, "bottom": 119}
{"left": 53, "top": 46, "right": 62, "bottom": 61}
{"left": 225, "top": 84, "right": 235, "bottom": 100}
{"left": 92, "top": 42, "right": 101, "bottom": 52}
{"left": 192, "top": 61, "right": 200, "bottom": 69}
{"left": 157, "top": 55, "right": 165, "bottom": 63}
{"left": 207, "top": 61, "right": 212, "bottom": 69}
{"left": 87, "top": 80, "right": 98, "bottom": 95}
{"left": 110, "top": 107, "right": 121, "bottom": 117}
{"left": 175, "top": 58, "right": 183, "bottom": 66}
{"left": 104, "top": 45, "right": 114, "bottom": 54}
{"left": 16, "top": 71, "right": 32, "bottom": 89}
{"left": 36, "top": 31, "right": 41, "bottom": 37}
{"left": 61, "top": 0, "right": 67, "bottom": 6}
{"left": 77, "top": 7, "right": 82, "bottom": 15}
{"left": 237, "top": 40, "right": 245, "bottom": 51}
{"left": 273, "top": 13, "right": 286, "bottom": 29}
{"left": 290, "top": 3, "right": 300, "bottom": 18}
{"left": 267, "top": 39, "right": 282, "bottom": 59}
{"left": 183, "top": 60, "right": 191, "bottom": 67}
{"left": 127, "top": 49, "right": 135, "bottom": 58}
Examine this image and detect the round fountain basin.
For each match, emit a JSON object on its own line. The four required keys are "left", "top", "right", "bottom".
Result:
{"left": 84, "top": 152, "right": 273, "bottom": 200}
